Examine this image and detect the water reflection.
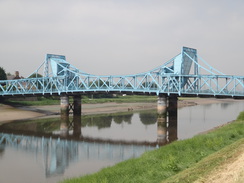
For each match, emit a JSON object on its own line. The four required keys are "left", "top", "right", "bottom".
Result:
{"left": 0, "top": 110, "right": 178, "bottom": 146}
{"left": 0, "top": 133, "right": 154, "bottom": 180}
{"left": 82, "top": 115, "right": 113, "bottom": 129}
{"left": 139, "top": 112, "right": 157, "bottom": 125}
{"left": 0, "top": 109, "right": 178, "bottom": 182}
{"left": 57, "top": 111, "right": 177, "bottom": 146}
{"left": 1, "top": 100, "right": 243, "bottom": 183}
{"left": 0, "top": 145, "right": 4, "bottom": 157}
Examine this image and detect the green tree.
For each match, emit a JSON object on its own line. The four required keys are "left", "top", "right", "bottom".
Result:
{"left": 0, "top": 67, "right": 7, "bottom": 101}
{"left": 0, "top": 67, "right": 7, "bottom": 80}
{"left": 28, "top": 73, "right": 43, "bottom": 78}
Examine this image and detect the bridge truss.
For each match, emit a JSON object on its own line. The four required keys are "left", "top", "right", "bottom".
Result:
{"left": 1, "top": 47, "right": 244, "bottom": 98}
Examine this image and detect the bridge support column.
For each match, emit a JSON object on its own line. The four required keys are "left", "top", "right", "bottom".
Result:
{"left": 60, "top": 94, "right": 69, "bottom": 117}
{"left": 157, "top": 95, "right": 167, "bottom": 115}
{"left": 60, "top": 94, "right": 69, "bottom": 137}
{"left": 73, "top": 95, "right": 82, "bottom": 138}
{"left": 167, "top": 96, "right": 178, "bottom": 142}
{"left": 157, "top": 95, "right": 178, "bottom": 146}
{"left": 157, "top": 95, "right": 167, "bottom": 145}
{"left": 73, "top": 95, "right": 82, "bottom": 116}
{"left": 168, "top": 96, "right": 178, "bottom": 122}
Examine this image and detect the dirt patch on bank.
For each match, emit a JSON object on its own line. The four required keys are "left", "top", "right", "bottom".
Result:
{"left": 0, "top": 104, "right": 45, "bottom": 124}
{"left": 196, "top": 141, "right": 244, "bottom": 183}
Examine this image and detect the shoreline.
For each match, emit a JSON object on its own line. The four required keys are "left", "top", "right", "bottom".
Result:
{"left": 0, "top": 98, "right": 239, "bottom": 125}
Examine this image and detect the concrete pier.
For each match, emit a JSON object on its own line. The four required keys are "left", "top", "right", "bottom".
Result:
{"left": 60, "top": 94, "right": 69, "bottom": 117}
{"left": 60, "top": 94, "right": 82, "bottom": 137}
{"left": 157, "top": 95, "right": 167, "bottom": 115}
{"left": 60, "top": 94, "right": 82, "bottom": 117}
{"left": 168, "top": 96, "right": 178, "bottom": 122}
{"left": 157, "top": 95, "right": 178, "bottom": 145}
{"left": 73, "top": 95, "right": 82, "bottom": 116}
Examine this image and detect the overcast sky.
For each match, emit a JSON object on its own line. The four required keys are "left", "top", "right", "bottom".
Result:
{"left": 0, "top": 0, "right": 244, "bottom": 77}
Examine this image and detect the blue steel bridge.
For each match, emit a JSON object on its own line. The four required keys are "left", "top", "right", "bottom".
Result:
{"left": 0, "top": 47, "right": 244, "bottom": 98}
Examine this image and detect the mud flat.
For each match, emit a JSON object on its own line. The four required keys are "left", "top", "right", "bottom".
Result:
{"left": 0, "top": 98, "right": 239, "bottom": 124}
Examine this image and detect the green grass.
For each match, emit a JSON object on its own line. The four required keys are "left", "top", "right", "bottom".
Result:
{"left": 82, "top": 95, "right": 157, "bottom": 104}
{"left": 3, "top": 96, "right": 196, "bottom": 106}
{"left": 163, "top": 138, "right": 244, "bottom": 183}
{"left": 1, "top": 117, "right": 61, "bottom": 133}
{"left": 61, "top": 112, "right": 244, "bottom": 183}
{"left": 5, "top": 99, "right": 60, "bottom": 106}
{"left": 4, "top": 95, "right": 157, "bottom": 106}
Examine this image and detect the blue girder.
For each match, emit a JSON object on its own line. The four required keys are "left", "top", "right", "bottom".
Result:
{"left": 1, "top": 47, "right": 244, "bottom": 98}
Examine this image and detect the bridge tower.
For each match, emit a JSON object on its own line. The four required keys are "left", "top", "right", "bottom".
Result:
{"left": 44, "top": 54, "right": 82, "bottom": 119}
{"left": 157, "top": 47, "right": 197, "bottom": 128}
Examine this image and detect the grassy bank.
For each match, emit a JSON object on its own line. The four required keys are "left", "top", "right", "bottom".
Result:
{"left": 164, "top": 138, "right": 244, "bottom": 183}
{"left": 61, "top": 112, "right": 244, "bottom": 183}
{"left": 4, "top": 95, "right": 157, "bottom": 106}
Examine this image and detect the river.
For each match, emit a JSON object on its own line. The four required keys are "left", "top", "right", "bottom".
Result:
{"left": 0, "top": 100, "right": 244, "bottom": 183}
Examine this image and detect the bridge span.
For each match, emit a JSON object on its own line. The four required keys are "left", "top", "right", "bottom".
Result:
{"left": 0, "top": 47, "right": 244, "bottom": 117}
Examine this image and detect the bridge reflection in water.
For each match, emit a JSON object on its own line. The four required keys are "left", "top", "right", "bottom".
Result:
{"left": 0, "top": 108, "right": 178, "bottom": 179}
{"left": 0, "top": 133, "right": 155, "bottom": 177}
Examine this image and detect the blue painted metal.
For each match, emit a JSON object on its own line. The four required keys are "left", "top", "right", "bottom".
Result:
{"left": 1, "top": 47, "right": 244, "bottom": 98}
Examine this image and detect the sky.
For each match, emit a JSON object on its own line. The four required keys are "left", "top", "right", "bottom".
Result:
{"left": 0, "top": 0, "right": 244, "bottom": 77}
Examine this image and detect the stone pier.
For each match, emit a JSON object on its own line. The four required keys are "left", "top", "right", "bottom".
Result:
{"left": 157, "top": 95, "right": 178, "bottom": 117}
{"left": 157, "top": 94, "right": 167, "bottom": 115}
{"left": 168, "top": 96, "right": 178, "bottom": 122}
{"left": 73, "top": 95, "right": 82, "bottom": 116}
{"left": 157, "top": 95, "right": 178, "bottom": 145}
{"left": 167, "top": 96, "right": 178, "bottom": 142}
{"left": 60, "top": 94, "right": 82, "bottom": 117}
{"left": 60, "top": 94, "right": 69, "bottom": 118}
{"left": 60, "top": 94, "right": 82, "bottom": 137}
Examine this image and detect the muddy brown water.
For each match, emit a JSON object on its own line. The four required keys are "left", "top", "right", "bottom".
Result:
{"left": 0, "top": 100, "right": 244, "bottom": 183}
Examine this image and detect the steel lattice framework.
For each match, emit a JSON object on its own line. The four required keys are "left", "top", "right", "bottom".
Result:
{"left": 1, "top": 47, "right": 244, "bottom": 98}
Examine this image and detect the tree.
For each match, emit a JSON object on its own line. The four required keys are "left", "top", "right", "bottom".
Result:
{"left": 28, "top": 73, "right": 43, "bottom": 78}
{"left": 0, "top": 67, "right": 7, "bottom": 80}
{"left": 0, "top": 67, "right": 7, "bottom": 101}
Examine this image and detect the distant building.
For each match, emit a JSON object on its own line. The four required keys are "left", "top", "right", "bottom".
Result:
{"left": 7, "top": 71, "right": 24, "bottom": 80}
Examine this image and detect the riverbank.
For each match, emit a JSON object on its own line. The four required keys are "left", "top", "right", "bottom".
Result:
{"left": 0, "top": 98, "right": 234, "bottom": 124}
{"left": 61, "top": 116, "right": 244, "bottom": 183}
